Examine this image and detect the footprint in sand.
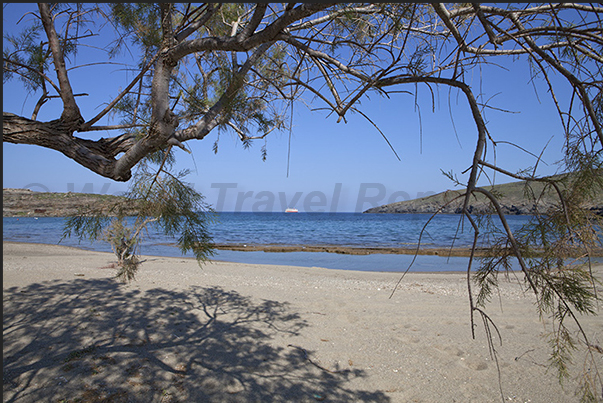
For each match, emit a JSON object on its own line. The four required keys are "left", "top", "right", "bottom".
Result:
{"left": 434, "top": 344, "right": 464, "bottom": 357}
{"left": 434, "top": 344, "right": 488, "bottom": 371}
{"left": 461, "top": 356, "right": 489, "bottom": 371}
{"left": 403, "top": 323, "right": 421, "bottom": 332}
{"left": 346, "top": 314, "right": 359, "bottom": 324}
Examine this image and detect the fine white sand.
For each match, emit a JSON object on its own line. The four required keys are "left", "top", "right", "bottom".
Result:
{"left": 3, "top": 241, "right": 602, "bottom": 402}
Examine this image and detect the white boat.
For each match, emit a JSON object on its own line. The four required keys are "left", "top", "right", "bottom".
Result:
{"left": 285, "top": 208, "right": 298, "bottom": 213}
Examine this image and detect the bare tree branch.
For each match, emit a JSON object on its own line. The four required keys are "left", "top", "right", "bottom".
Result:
{"left": 80, "top": 51, "right": 160, "bottom": 130}
{"left": 38, "top": 3, "right": 83, "bottom": 127}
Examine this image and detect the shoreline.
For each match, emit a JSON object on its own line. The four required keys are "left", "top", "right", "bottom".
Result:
{"left": 5, "top": 238, "right": 603, "bottom": 262}
{"left": 212, "top": 243, "right": 483, "bottom": 257}
{"left": 4, "top": 241, "right": 602, "bottom": 402}
{"left": 2, "top": 240, "right": 470, "bottom": 274}
{"left": 214, "top": 243, "right": 603, "bottom": 257}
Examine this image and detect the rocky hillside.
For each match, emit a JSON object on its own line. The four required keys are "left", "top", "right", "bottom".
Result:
{"left": 364, "top": 175, "right": 603, "bottom": 215}
{"left": 3, "top": 188, "right": 137, "bottom": 217}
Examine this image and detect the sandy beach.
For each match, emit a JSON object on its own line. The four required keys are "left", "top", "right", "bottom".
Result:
{"left": 3, "top": 241, "right": 602, "bottom": 402}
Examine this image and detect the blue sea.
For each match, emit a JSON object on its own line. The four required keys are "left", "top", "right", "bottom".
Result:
{"left": 1, "top": 212, "right": 580, "bottom": 272}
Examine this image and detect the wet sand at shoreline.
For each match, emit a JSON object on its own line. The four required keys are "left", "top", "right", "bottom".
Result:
{"left": 212, "top": 243, "right": 484, "bottom": 257}
{"left": 213, "top": 243, "right": 603, "bottom": 257}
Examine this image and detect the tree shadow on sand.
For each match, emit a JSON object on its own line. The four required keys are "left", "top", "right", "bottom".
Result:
{"left": 3, "top": 277, "right": 389, "bottom": 402}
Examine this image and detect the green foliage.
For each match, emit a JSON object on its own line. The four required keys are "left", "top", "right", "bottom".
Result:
{"left": 3, "top": 4, "right": 96, "bottom": 93}
{"left": 63, "top": 147, "right": 216, "bottom": 283}
{"left": 3, "top": 25, "right": 46, "bottom": 91}
{"left": 112, "top": 93, "right": 152, "bottom": 128}
{"left": 63, "top": 214, "right": 111, "bottom": 246}
{"left": 472, "top": 166, "right": 603, "bottom": 400}
{"left": 408, "top": 45, "right": 435, "bottom": 75}
{"left": 127, "top": 152, "right": 216, "bottom": 263}
{"left": 110, "top": 3, "right": 162, "bottom": 52}
{"left": 103, "top": 218, "right": 140, "bottom": 282}
{"left": 181, "top": 79, "right": 211, "bottom": 121}
{"left": 202, "top": 3, "right": 245, "bottom": 37}
{"left": 261, "top": 142, "right": 268, "bottom": 162}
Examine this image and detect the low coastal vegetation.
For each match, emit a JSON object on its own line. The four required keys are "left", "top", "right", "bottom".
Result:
{"left": 7, "top": 171, "right": 602, "bottom": 219}
{"left": 2, "top": 188, "right": 138, "bottom": 217}
{"left": 365, "top": 171, "right": 603, "bottom": 216}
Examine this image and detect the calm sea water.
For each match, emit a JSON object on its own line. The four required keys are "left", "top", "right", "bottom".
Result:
{"left": 0, "top": 213, "right": 549, "bottom": 272}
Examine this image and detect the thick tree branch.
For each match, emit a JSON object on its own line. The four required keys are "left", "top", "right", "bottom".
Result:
{"left": 174, "top": 41, "right": 275, "bottom": 143}
{"left": 288, "top": 4, "right": 381, "bottom": 32}
{"left": 112, "top": 5, "right": 181, "bottom": 181}
{"left": 3, "top": 112, "right": 132, "bottom": 181}
{"left": 431, "top": 3, "right": 468, "bottom": 51}
{"left": 168, "top": 3, "right": 332, "bottom": 61}
{"left": 448, "top": 3, "right": 603, "bottom": 19}
{"left": 237, "top": 4, "right": 268, "bottom": 41}
{"left": 38, "top": 3, "right": 83, "bottom": 127}
{"left": 175, "top": 4, "right": 221, "bottom": 42}
{"left": 471, "top": 3, "right": 500, "bottom": 46}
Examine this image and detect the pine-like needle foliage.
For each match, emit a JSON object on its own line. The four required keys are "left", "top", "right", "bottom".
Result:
{"left": 62, "top": 147, "right": 215, "bottom": 283}
{"left": 472, "top": 167, "right": 603, "bottom": 401}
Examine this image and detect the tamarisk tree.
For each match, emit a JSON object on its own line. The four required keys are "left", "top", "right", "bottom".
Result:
{"left": 3, "top": 3, "right": 602, "bottom": 400}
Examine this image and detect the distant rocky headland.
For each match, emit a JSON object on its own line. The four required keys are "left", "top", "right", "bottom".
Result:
{"left": 3, "top": 188, "right": 137, "bottom": 217}
{"left": 4, "top": 175, "right": 602, "bottom": 218}
{"left": 364, "top": 176, "right": 603, "bottom": 215}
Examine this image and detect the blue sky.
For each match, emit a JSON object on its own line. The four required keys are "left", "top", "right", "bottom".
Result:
{"left": 3, "top": 3, "right": 571, "bottom": 212}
